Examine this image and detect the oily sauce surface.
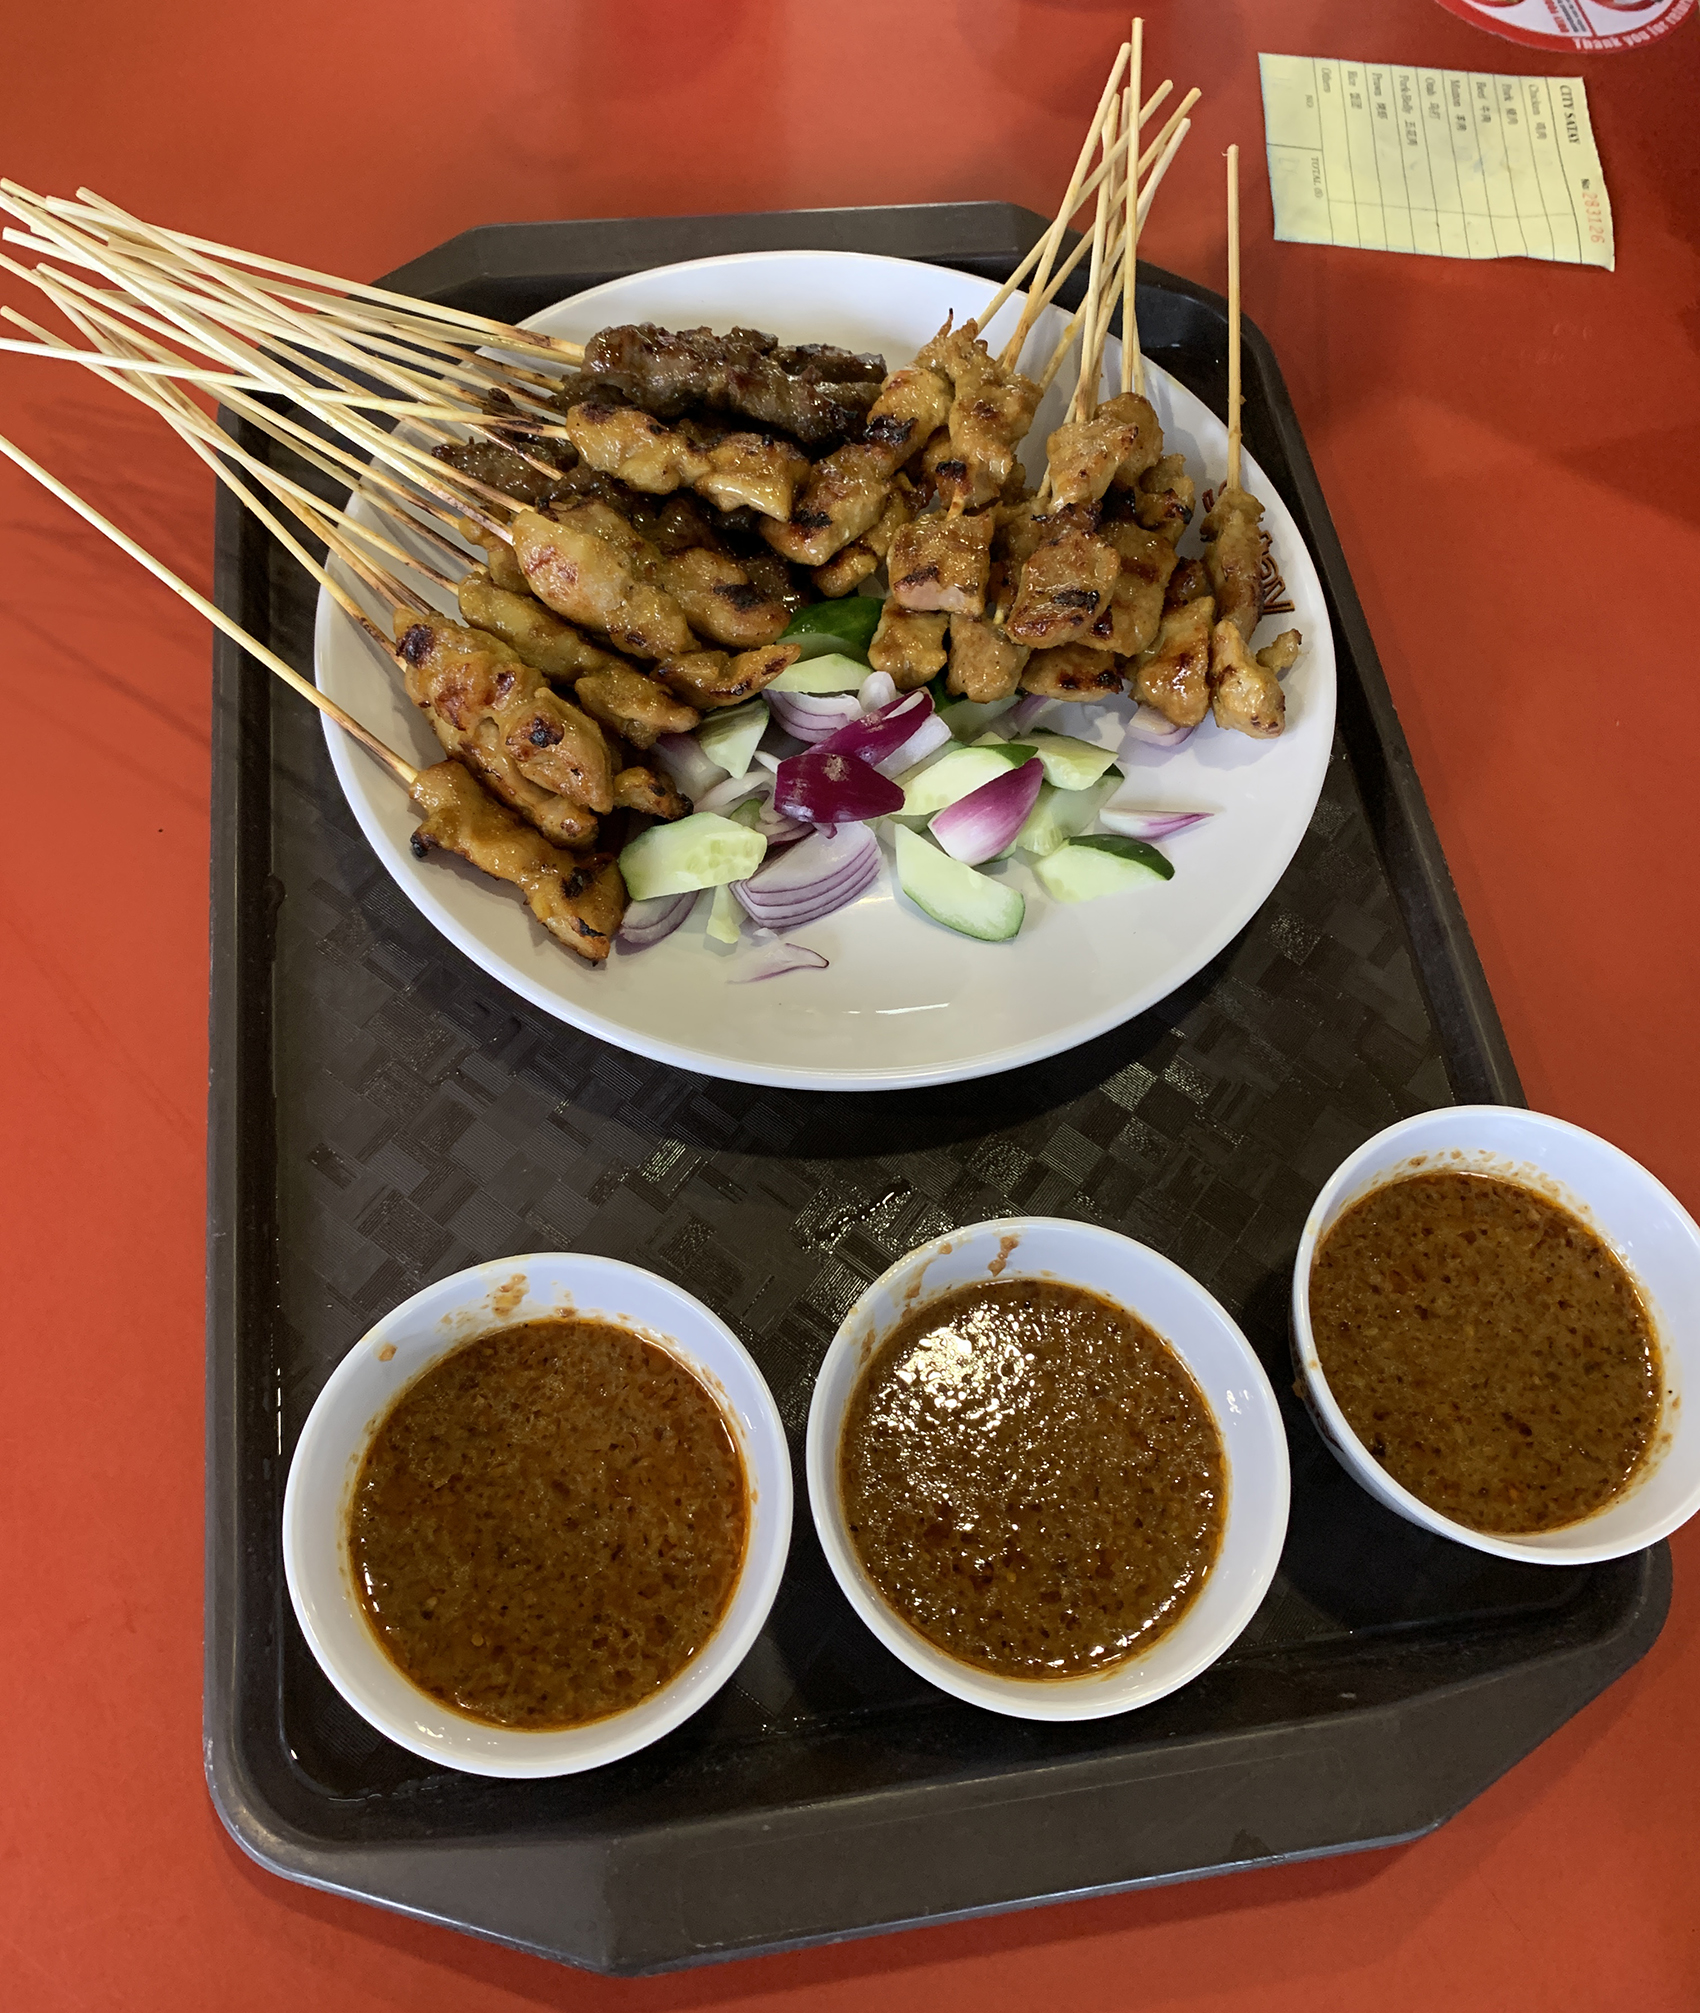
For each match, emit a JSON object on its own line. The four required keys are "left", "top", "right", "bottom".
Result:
{"left": 350, "top": 1317, "right": 747, "bottom": 1729}
{"left": 1311, "top": 1171, "right": 1660, "bottom": 1534}
{"left": 840, "top": 1280, "right": 1225, "bottom": 1678}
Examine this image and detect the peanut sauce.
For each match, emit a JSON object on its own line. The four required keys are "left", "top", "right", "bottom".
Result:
{"left": 840, "top": 1280, "right": 1225, "bottom": 1679}
{"left": 1310, "top": 1171, "right": 1660, "bottom": 1534}
{"left": 349, "top": 1318, "right": 747, "bottom": 1729}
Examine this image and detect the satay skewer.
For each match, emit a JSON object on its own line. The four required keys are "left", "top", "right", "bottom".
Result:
{"left": 1226, "top": 141, "right": 1243, "bottom": 490}
{"left": 1122, "top": 20, "right": 1144, "bottom": 397}
{"left": 1068, "top": 99, "right": 1121, "bottom": 426}
{"left": 0, "top": 425, "right": 419, "bottom": 785}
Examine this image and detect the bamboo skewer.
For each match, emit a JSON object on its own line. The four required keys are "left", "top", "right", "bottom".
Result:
{"left": 0, "top": 426, "right": 418, "bottom": 784}
{"left": 1002, "top": 42, "right": 1130, "bottom": 366}
{"left": 1069, "top": 100, "right": 1121, "bottom": 424}
{"left": 1122, "top": 20, "right": 1144, "bottom": 397}
{"left": 1226, "top": 141, "right": 1243, "bottom": 491}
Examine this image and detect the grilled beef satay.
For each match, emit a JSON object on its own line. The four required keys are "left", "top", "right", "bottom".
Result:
{"left": 579, "top": 324, "right": 885, "bottom": 446}
{"left": 868, "top": 604, "right": 949, "bottom": 690}
{"left": 659, "top": 641, "right": 801, "bottom": 710}
{"left": 408, "top": 760, "right": 625, "bottom": 962}
{"left": 395, "top": 610, "right": 616, "bottom": 838}
{"left": 434, "top": 433, "right": 576, "bottom": 508}
{"left": 457, "top": 565, "right": 627, "bottom": 681}
{"left": 887, "top": 507, "right": 996, "bottom": 616}
{"left": 762, "top": 362, "right": 953, "bottom": 565}
{"left": 1199, "top": 485, "right": 1265, "bottom": 640}
{"left": 511, "top": 502, "right": 701, "bottom": 660}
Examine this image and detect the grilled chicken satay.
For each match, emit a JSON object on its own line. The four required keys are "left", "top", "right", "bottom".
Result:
{"left": 459, "top": 515, "right": 531, "bottom": 594}
{"left": 457, "top": 565, "right": 627, "bottom": 681}
{"left": 947, "top": 599, "right": 1030, "bottom": 701}
{"left": 1200, "top": 485, "right": 1265, "bottom": 640}
{"left": 811, "top": 480, "right": 915, "bottom": 598}
{"left": 1092, "top": 508, "right": 1179, "bottom": 657}
{"left": 1135, "top": 453, "right": 1196, "bottom": 542}
{"left": 1005, "top": 522, "right": 1121, "bottom": 647}
{"left": 1208, "top": 620, "right": 1285, "bottom": 736}
{"left": 580, "top": 323, "right": 886, "bottom": 446}
{"left": 659, "top": 641, "right": 801, "bottom": 710}
{"left": 914, "top": 319, "right": 1043, "bottom": 509}
{"left": 611, "top": 764, "right": 690, "bottom": 819}
{"left": 1020, "top": 642, "right": 1123, "bottom": 701}
{"left": 887, "top": 507, "right": 996, "bottom": 616}
{"left": 395, "top": 610, "right": 616, "bottom": 835}
{"left": 868, "top": 604, "right": 949, "bottom": 690}
{"left": 511, "top": 502, "right": 700, "bottom": 660}
{"left": 1133, "top": 593, "right": 1215, "bottom": 727}
{"left": 762, "top": 362, "right": 953, "bottom": 566}
{"left": 409, "top": 760, "right": 626, "bottom": 962}
{"left": 561, "top": 396, "right": 813, "bottom": 522}
{"left": 573, "top": 663, "right": 702, "bottom": 749}
{"left": 1045, "top": 392, "right": 1164, "bottom": 511}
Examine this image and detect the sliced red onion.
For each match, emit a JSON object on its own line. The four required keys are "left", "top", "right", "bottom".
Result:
{"left": 730, "top": 940, "right": 830, "bottom": 983}
{"left": 1006, "top": 691, "right": 1052, "bottom": 732}
{"left": 774, "top": 746, "right": 904, "bottom": 824}
{"left": 858, "top": 669, "right": 898, "bottom": 713}
{"left": 757, "top": 802, "right": 813, "bottom": 847}
{"left": 873, "top": 710, "right": 953, "bottom": 779}
{"left": 734, "top": 823, "right": 880, "bottom": 927}
{"left": 767, "top": 689, "right": 864, "bottom": 743}
{"left": 930, "top": 757, "right": 1045, "bottom": 864}
{"left": 695, "top": 770, "right": 773, "bottom": 817}
{"left": 1097, "top": 799, "right": 1215, "bottom": 842}
{"left": 615, "top": 890, "right": 697, "bottom": 951}
{"left": 652, "top": 732, "right": 729, "bottom": 801}
{"left": 1122, "top": 706, "right": 1197, "bottom": 750}
{"left": 816, "top": 686, "right": 925, "bottom": 756}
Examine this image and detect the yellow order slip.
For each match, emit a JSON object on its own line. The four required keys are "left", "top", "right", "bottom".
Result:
{"left": 1258, "top": 52, "right": 1614, "bottom": 269}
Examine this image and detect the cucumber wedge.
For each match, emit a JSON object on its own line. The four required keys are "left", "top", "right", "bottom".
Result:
{"left": 897, "top": 742, "right": 1036, "bottom": 818}
{"left": 939, "top": 694, "right": 1018, "bottom": 742}
{"left": 694, "top": 699, "right": 769, "bottom": 778}
{"left": 779, "top": 597, "right": 883, "bottom": 660}
{"left": 768, "top": 650, "right": 870, "bottom": 693}
{"left": 1023, "top": 731, "right": 1120, "bottom": 791}
{"left": 1013, "top": 775, "right": 1119, "bottom": 858}
{"left": 620, "top": 812, "right": 767, "bottom": 900}
{"left": 1033, "top": 834, "right": 1175, "bottom": 903}
{"left": 706, "top": 882, "right": 743, "bottom": 945}
{"left": 893, "top": 824, "right": 1024, "bottom": 942}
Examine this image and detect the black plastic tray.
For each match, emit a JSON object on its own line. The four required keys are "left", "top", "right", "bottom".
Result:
{"left": 204, "top": 202, "right": 1667, "bottom": 1976}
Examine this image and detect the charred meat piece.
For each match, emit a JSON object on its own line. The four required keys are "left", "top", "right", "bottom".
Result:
{"left": 1006, "top": 526, "right": 1121, "bottom": 648}
{"left": 1046, "top": 393, "right": 1163, "bottom": 510}
{"left": 1165, "top": 556, "right": 1210, "bottom": 610}
{"left": 1209, "top": 619, "right": 1285, "bottom": 737}
{"left": 762, "top": 365, "right": 953, "bottom": 566}
{"left": 659, "top": 642, "right": 801, "bottom": 710}
{"left": 887, "top": 508, "right": 996, "bottom": 616}
{"left": 868, "top": 604, "right": 949, "bottom": 690}
{"left": 457, "top": 565, "right": 627, "bottom": 682}
{"left": 673, "top": 416, "right": 813, "bottom": 521}
{"left": 1200, "top": 484, "right": 1265, "bottom": 641}
{"left": 457, "top": 515, "right": 530, "bottom": 595}
{"left": 409, "top": 760, "right": 625, "bottom": 962}
{"left": 1133, "top": 595, "right": 1215, "bottom": 727}
{"left": 812, "top": 481, "right": 916, "bottom": 596}
{"left": 1019, "top": 643, "right": 1122, "bottom": 701}
{"left": 1136, "top": 453, "right": 1196, "bottom": 543}
{"left": 1258, "top": 629, "right": 1302, "bottom": 678}
{"left": 561, "top": 396, "right": 711, "bottom": 495}
{"left": 1091, "top": 515, "right": 1179, "bottom": 657}
{"left": 611, "top": 765, "right": 690, "bottom": 819}
{"left": 659, "top": 545, "right": 792, "bottom": 649}
{"left": 433, "top": 436, "right": 573, "bottom": 508}
{"left": 511, "top": 504, "right": 699, "bottom": 660}
{"left": 579, "top": 323, "right": 885, "bottom": 446}
{"left": 915, "top": 318, "right": 1042, "bottom": 508}
{"left": 574, "top": 664, "right": 702, "bottom": 749}
{"left": 947, "top": 606, "right": 1029, "bottom": 702}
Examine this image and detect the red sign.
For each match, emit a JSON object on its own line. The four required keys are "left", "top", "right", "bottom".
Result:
{"left": 1435, "top": 0, "right": 1694, "bottom": 48}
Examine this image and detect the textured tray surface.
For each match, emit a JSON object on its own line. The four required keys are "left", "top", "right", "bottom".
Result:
{"left": 206, "top": 205, "right": 1665, "bottom": 1975}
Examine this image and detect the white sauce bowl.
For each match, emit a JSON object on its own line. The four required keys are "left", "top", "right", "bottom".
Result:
{"left": 283, "top": 1253, "right": 791, "bottom": 1777}
{"left": 1291, "top": 1106, "right": 1700, "bottom": 1564}
{"left": 806, "top": 1217, "right": 1291, "bottom": 1720}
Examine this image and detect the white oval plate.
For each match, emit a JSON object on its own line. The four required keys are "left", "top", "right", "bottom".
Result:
{"left": 314, "top": 249, "right": 1337, "bottom": 1090}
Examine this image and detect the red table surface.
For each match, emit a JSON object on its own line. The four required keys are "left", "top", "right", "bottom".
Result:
{"left": 3, "top": 0, "right": 1698, "bottom": 2005}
